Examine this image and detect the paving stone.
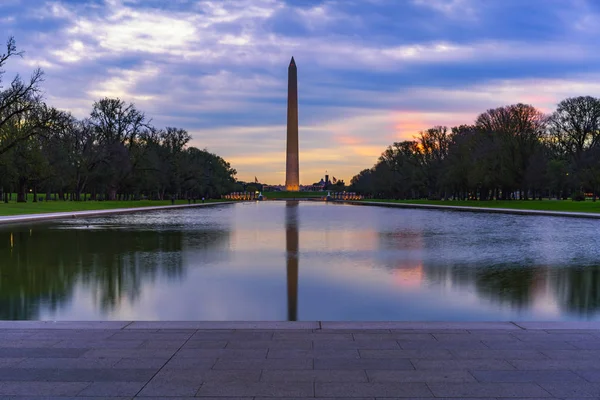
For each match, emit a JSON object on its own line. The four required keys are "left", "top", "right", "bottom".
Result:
{"left": 273, "top": 332, "right": 354, "bottom": 340}
{"left": 539, "top": 382, "right": 600, "bottom": 397}
{"left": 153, "top": 368, "right": 261, "bottom": 384}
{"left": 268, "top": 349, "right": 359, "bottom": 359}
{"left": 81, "top": 348, "right": 175, "bottom": 359}
{"left": 315, "top": 382, "right": 432, "bottom": 397}
{"left": 174, "top": 348, "right": 268, "bottom": 359}
{"left": 29, "top": 330, "right": 117, "bottom": 341}
{"left": 255, "top": 398, "right": 373, "bottom": 400}
{"left": 0, "top": 348, "right": 85, "bottom": 358}
{"left": 127, "top": 321, "right": 318, "bottom": 329}
{"left": 513, "top": 332, "right": 596, "bottom": 342}
{"left": 190, "top": 331, "right": 274, "bottom": 341}
{"left": 157, "top": 329, "right": 198, "bottom": 334}
{"left": 541, "top": 350, "right": 600, "bottom": 360}
{"left": 319, "top": 329, "right": 392, "bottom": 334}
{"left": 261, "top": 370, "right": 368, "bottom": 382}
{"left": 315, "top": 358, "right": 413, "bottom": 370}
{"left": 0, "top": 340, "right": 61, "bottom": 348}
{"left": 109, "top": 332, "right": 193, "bottom": 341}
{"left": 0, "top": 397, "right": 133, "bottom": 400}
{"left": 574, "top": 370, "right": 600, "bottom": 382}
{"left": 76, "top": 381, "right": 145, "bottom": 396}
{"left": 432, "top": 333, "right": 516, "bottom": 341}
{"left": 197, "top": 381, "right": 314, "bottom": 397}
{"left": 515, "top": 321, "right": 600, "bottom": 330}
{"left": 390, "top": 329, "right": 470, "bottom": 334}
{"left": 399, "top": 340, "right": 489, "bottom": 350}
{"left": 366, "top": 369, "right": 477, "bottom": 383}
{"left": 313, "top": 340, "right": 400, "bottom": 350}
{"left": 51, "top": 339, "right": 144, "bottom": 348}
{"left": 481, "top": 340, "right": 576, "bottom": 350}
{"left": 427, "top": 382, "right": 551, "bottom": 397}
{"left": 321, "top": 322, "right": 519, "bottom": 330}
{"left": 180, "top": 340, "right": 227, "bottom": 349}
{"left": 0, "top": 367, "right": 156, "bottom": 382}
{"left": 0, "top": 321, "right": 128, "bottom": 330}
{"left": 508, "top": 359, "right": 600, "bottom": 370}
{"left": 568, "top": 341, "right": 600, "bottom": 350}
{"left": 14, "top": 357, "right": 120, "bottom": 369}
{"left": 139, "top": 339, "right": 186, "bottom": 349}
{"left": 213, "top": 358, "right": 313, "bottom": 370}
{"left": 137, "top": 380, "right": 201, "bottom": 397}
{"left": 411, "top": 359, "right": 516, "bottom": 370}
{"left": 0, "top": 358, "right": 24, "bottom": 367}
{"left": 162, "top": 357, "right": 217, "bottom": 370}
{"left": 0, "top": 382, "right": 91, "bottom": 396}
{"left": 544, "top": 329, "right": 600, "bottom": 334}
{"left": 353, "top": 333, "right": 435, "bottom": 341}
{"left": 471, "top": 369, "right": 585, "bottom": 383}
{"left": 145, "top": 398, "right": 251, "bottom": 400}
{"left": 226, "top": 340, "right": 312, "bottom": 350}
{"left": 451, "top": 349, "right": 548, "bottom": 359}
{"left": 113, "top": 357, "right": 169, "bottom": 369}
{"left": 359, "top": 349, "right": 454, "bottom": 359}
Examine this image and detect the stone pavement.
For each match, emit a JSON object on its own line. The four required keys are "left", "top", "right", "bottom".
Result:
{"left": 0, "top": 321, "right": 600, "bottom": 399}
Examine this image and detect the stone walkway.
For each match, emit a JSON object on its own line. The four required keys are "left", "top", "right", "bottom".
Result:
{"left": 0, "top": 322, "right": 599, "bottom": 398}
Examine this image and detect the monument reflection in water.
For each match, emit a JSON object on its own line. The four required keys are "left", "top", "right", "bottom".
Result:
{"left": 286, "top": 201, "right": 299, "bottom": 321}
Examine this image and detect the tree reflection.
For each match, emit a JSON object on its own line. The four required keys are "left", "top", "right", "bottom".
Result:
{"left": 553, "top": 266, "right": 600, "bottom": 316}
{"left": 0, "top": 224, "right": 229, "bottom": 319}
{"left": 286, "top": 201, "right": 299, "bottom": 321}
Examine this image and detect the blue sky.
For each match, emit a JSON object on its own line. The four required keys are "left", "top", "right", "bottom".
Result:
{"left": 2, "top": 0, "right": 600, "bottom": 184}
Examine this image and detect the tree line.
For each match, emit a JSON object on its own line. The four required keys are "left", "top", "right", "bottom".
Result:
{"left": 0, "top": 37, "right": 237, "bottom": 203}
{"left": 350, "top": 97, "right": 600, "bottom": 201}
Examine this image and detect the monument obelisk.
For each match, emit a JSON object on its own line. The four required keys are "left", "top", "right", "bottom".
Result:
{"left": 285, "top": 57, "right": 299, "bottom": 191}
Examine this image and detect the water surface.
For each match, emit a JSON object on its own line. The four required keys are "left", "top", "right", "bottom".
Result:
{"left": 1, "top": 201, "right": 599, "bottom": 321}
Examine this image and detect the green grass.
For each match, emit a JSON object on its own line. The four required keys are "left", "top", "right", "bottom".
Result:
{"left": 0, "top": 199, "right": 228, "bottom": 216}
{"left": 357, "top": 199, "right": 600, "bottom": 213}
{"left": 263, "top": 191, "right": 327, "bottom": 199}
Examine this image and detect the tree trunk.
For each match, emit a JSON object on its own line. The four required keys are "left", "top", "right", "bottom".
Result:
{"left": 17, "top": 179, "right": 27, "bottom": 203}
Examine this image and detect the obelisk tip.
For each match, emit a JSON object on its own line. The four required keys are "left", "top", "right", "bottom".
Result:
{"left": 290, "top": 56, "right": 295, "bottom": 66}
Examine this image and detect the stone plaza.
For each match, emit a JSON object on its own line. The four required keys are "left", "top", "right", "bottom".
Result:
{"left": 0, "top": 321, "right": 599, "bottom": 398}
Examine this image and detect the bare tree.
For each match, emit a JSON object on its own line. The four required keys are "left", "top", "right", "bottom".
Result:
{"left": 0, "top": 36, "right": 47, "bottom": 156}
{"left": 548, "top": 96, "right": 600, "bottom": 165}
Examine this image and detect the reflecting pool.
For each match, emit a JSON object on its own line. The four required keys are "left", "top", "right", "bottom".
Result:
{"left": 1, "top": 201, "right": 600, "bottom": 321}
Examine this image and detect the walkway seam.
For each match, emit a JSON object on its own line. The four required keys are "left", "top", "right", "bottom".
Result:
{"left": 511, "top": 321, "right": 527, "bottom": 330}
{"left": 133, "top": 329, "right": 198, "bottom": 398}
{"left": 121, "top": 321, "right": 134, "bottom": 330}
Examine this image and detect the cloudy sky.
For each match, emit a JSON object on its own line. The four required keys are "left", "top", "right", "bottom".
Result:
{"left": 2, "top": 0, "right": 600, "bottom": 184}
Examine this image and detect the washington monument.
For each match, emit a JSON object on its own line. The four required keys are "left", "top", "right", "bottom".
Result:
{"left": 285, "top": 57, "right": 299, "bottom": 191}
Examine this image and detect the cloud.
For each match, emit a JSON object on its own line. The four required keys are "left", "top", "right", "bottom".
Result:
{"left": 412, "top": 0, "right": 478, "bottom": 20}
{"left": 4, "top": 0, "right": 600, "bottom": 184}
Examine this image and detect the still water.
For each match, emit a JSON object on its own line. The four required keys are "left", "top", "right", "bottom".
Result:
{"left": 1, "top": 201, "right": 600, "bottom": 321}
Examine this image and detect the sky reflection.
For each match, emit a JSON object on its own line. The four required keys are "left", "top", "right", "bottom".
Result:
{"left": 0, "top": 202, "right": 599, "bottom": 320}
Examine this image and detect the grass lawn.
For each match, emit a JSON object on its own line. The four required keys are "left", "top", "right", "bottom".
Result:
{"left": 0, "top": 199, "right": 228, "bottom": 217}
{"left": 263, "top": 191, "right": 326, "bottom": 199}
{"left": 358, "top": 199, "right": 600, "bottom": 214}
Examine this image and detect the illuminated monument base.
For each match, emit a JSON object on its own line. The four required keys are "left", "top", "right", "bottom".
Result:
{"left": 285, "top": 57, "right": 299, "bottom": 192}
